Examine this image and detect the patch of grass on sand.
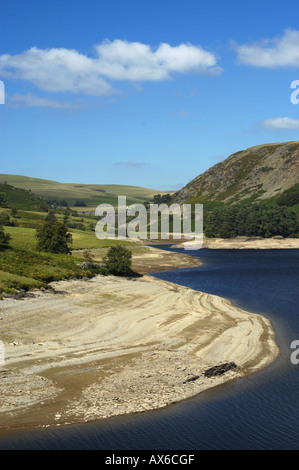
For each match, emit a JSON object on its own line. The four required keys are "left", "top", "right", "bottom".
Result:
{"left": 0, "top": 248, "right": 106, "bottom": 294}
{"left": 0, "top": 270, "right": 45, "bottom": 295}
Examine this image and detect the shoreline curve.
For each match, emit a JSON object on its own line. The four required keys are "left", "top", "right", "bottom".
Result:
{"left": 0, "top": 248, "right": 280, "bottom": 435}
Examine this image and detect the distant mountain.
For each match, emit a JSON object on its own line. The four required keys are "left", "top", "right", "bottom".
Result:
{"left": 174, "top": 141, "right": 299, "bottom": 205}
{"left": 0, "top": 175, "right": 171, "bottom": 208}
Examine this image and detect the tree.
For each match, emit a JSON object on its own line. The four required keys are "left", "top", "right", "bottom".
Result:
{"left": 104, "top": 245, "right": 132, "bottom": 275}
{"left": 153, "top": 194, "right": 162, "bottom": 204}
{"left": 11, "top": 207, "right": 18, "bottom": 217}
{"left": 0, "top": 192, "right": 7, "bottom": 207}
{"left": 36, "top": 221, "right": 72, "bottom": 254}
{"left": 0, "top": 211, "right": 12, "bottom": 226}
{"left": 204, "top": 209, "right": 221, "bottom": 238}
{"left": 74, "top": 200, "right": 87, "bottom": 207}
{"left": 45, "top": 209, "right": 57, "bottom": 222}
{"left": 203, "top": 203, "right": 299, "bottom": 239}
{"left": 153, "top": 193, "right": 172, "bottom": 205}
{"left": 59, "top": 200, "right": 68, "bottom": 207}
{"left": 0, "top": 225, "right": 11, "bottom": 250}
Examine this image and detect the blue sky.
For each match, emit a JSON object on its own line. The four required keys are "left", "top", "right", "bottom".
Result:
{"left": 1, "top": 0, "right": 299, "bottom": 190}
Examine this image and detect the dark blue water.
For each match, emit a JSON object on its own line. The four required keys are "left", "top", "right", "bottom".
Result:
{"left": 0, "top": 249, "right": 298, "bottom": 450}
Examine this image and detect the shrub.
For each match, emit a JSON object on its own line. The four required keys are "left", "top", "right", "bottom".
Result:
{"left": 36, "top": 221, "right": 72, "bottom": 254}
{"left": 0, "top": 211, "right": 12, "bottom": 226}
{"left": 104, "top": 245, "right": 133, "bottom": 275}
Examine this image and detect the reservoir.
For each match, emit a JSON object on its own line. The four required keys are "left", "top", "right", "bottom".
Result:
{"left": 0, "top": 248, "right": 298, "bottom": 450}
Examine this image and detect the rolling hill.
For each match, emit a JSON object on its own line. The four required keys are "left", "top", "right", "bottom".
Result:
{"left": 0, "top": 174, "right": 171, "bottom": 208}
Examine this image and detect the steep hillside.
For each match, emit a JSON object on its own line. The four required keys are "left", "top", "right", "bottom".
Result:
{"left": 174, "top": 141, "right": 299, "bottom": 205}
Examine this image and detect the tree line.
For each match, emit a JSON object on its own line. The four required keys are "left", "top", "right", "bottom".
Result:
{"left": 204, "top": 203, "right": 299, "bottom": 239}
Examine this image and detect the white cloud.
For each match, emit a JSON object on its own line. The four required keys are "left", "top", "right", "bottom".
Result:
{"left": 94, "top": 40, "right": 219, "bottom": 80}
{"left": 8, "top": 92, "right": 83, "bottom": 109}
{"left": 234, "top": 29, "right": 299, "bottom": 68}
{"left": 0, "top": 40, "right": 220, "bottom": 96}
{"left": 0, "top": 47, "right": 113, "bottom": 95}
{"left": 263, "top": 117, "right": 299, "bottom": 130}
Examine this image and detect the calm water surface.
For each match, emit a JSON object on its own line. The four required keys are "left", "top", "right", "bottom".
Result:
{"left": 0, "top": 248, "right": 298, "bottom": 450}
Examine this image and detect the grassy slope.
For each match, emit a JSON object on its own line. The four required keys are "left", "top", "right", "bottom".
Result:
{"left": 0, "top": 174, "right": 171, "bottom": 207}
{"left": 0, "top": 205, "right": 137, "bottom": 295}
{"left": 4, "top": 225, "right": 135, "bottom": 251}
{"left": 0, "top": 182, "right": 49, "bottom": 211}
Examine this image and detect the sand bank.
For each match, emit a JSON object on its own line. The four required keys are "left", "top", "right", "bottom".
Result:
{"left": 131, "top": 245, "right": 201, "bottom": 273}
{"left": 0, "top": 269, "right": 279, "bottom": 433}
{"left": 174, "top": 237, "right": 299, "bottom": 250}
{"left": 74, "top": 244, "right": 201, "bottom": 274}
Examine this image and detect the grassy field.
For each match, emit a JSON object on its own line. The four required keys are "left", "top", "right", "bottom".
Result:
{"left": 4, "top": 218, "right": 137, "bottom": 251}
{"left": 5, "top": 222, "right": 137, "bottom": 252}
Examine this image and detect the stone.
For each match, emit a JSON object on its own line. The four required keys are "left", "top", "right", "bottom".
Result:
{"left": 183, "top": 375, "right": 200, "bottom": 384}
{"left": 204, "top": 362, "right": 237, "bottom": 378}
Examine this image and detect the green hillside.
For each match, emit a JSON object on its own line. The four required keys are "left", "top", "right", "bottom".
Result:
{"left": 0, "top": 182, "right": 49, "bottom": 211}
{"left": 0, "top": 174, "right": 171, "bottom": 209}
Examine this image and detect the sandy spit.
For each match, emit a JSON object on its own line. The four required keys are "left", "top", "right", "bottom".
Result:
{"left": 174, "top": 237, "right": 299, "bottom": 250}
{"left": 0, "top": 266, "right": 279, "bottom": 434}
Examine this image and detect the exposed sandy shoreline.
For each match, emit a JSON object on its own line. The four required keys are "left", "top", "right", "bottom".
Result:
{"left": 0, "top": 245, "right": 280, "bottom": 434}
{"left": 74, "top": 244, "right": 202, "bottom": 275}
{"left": 175, "top": 237, "right": 299, "bottom": 250}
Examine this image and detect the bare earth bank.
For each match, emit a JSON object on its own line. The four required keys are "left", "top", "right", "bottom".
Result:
{"left": 0, "top": 263, "right": 279, "bottom": 433}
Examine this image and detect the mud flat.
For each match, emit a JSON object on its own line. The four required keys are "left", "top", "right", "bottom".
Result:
{"left": 0, "top": 268, "right": 279, "bottom": 434}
